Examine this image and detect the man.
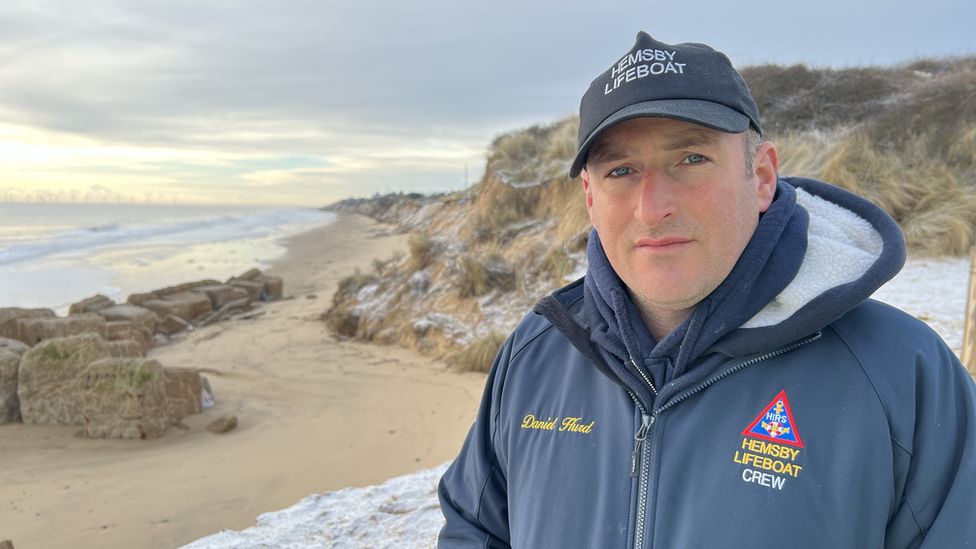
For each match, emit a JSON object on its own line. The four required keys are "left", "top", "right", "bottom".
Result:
{"left": 438, "top": 32, "right": 976, "bottom": 548}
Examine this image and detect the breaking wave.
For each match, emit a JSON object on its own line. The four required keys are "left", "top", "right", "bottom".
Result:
{"left": 0, "top": 206, "right": 334, "bottom": 266}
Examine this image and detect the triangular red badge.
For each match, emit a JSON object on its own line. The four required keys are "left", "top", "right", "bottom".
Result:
{"left": 741, "top": 389, "right": 804, "bottom": 448}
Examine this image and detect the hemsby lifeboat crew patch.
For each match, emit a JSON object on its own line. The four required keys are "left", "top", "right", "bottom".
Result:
{"left": 741, "top": 389, "right": 804, "bottom": 447}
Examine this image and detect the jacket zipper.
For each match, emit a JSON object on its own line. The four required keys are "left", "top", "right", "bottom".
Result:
{"left": 626, "top": 354, "right": 657, "bottom": 479}
{"left": 625, "top": 353, "right": 657, "bottom": 549}
{"left": 627, "top": 332, "right": 821, "bottom": 549}
{"left": 630, "top": 356, "right": 658, "bottom": 397}
{"left": 631, "top": 411, "right": 654, "bottom": 549}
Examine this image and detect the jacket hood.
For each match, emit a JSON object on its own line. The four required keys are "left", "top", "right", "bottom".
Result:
{"left": 717, "top": 177, "right": 905, "bottom": 356}
{"left": 536, "top": 176, "right": 905, "bottom": 400}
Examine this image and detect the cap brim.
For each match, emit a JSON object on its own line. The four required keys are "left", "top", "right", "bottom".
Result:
{"left": 569, "top": 99, "right": 751, "bottom": 178}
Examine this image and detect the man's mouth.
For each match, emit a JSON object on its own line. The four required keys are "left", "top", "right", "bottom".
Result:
{"left": 635, "top": 236, "right": 692, "bottom": 248}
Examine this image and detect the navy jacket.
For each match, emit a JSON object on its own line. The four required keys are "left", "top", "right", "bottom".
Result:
{"left": 438, "top": 177, "right": 976, "bottom": 548}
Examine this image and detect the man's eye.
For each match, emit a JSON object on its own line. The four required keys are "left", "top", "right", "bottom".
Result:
{"left": 681, "top": 154, "right": 708, "bottom": 165}
{"left": 607, "top": 166, "right": 634, "bottom": 177}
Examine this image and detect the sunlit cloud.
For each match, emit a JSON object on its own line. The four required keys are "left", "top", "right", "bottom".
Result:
{"left": 0, "top": 118, "right": 486, "bottom": 205}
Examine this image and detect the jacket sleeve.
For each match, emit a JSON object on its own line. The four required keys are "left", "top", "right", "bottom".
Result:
{"left": 437, "top": 336, "right": 513, "bottom": 548}
{"left": 884, "top": 340, "right": 976, "bottom": 548}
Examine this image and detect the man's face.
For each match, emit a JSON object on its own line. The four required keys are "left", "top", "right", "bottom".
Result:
{"left": 582, "top": 117, "right": 777, "bottom": 318}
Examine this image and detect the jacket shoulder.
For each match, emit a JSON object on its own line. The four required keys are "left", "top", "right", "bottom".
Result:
{"left": 829, "top": 297, "right": 959, "bottom": 388}
{"left": 829, "top": 298, "right": 969, "bottom": 448}
{"left": 831, "top": 298, "right": 952, "bottom": 364}
{"left": 509, "top": 278, "right": 585, "bottom": 359}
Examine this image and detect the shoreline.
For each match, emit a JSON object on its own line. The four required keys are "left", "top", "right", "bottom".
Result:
{"left": 0, "top": 204, "right": 336, "bottom": 315}
{"left": 0, "top": 213, "right": 486, "bottom": 549}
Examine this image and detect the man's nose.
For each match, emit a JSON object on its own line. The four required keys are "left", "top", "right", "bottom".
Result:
{"left": 635, "top": 171, "right": 675, "bottom": 226}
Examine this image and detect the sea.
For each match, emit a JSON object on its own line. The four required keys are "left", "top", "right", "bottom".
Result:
{"left": 0, "top": 202, "right": 336, "bottom": 314}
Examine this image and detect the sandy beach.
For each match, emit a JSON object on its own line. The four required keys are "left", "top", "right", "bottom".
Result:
{"left": 0, "top": 214, "right": 487, "bottom": 549}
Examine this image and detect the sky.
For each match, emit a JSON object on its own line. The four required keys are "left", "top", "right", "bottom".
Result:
{"left": 1, "top": 0, "right": 973, "bottom": 206}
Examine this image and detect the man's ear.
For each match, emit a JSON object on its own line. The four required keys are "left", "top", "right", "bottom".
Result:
{"left": 582, "top": 169, "right": 594, "bottom": 219}
{"left": 753, "top": 142, "right": 778, "bottom": 213}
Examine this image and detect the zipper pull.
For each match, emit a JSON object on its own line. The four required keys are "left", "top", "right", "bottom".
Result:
{"left": 630, "top": 414, "right": 653, "bottom": 478}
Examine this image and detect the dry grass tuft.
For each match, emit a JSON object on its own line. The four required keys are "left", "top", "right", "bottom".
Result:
{"left": 821, "top": 131, "right": 976, "bottom": 255}
{"left": 540, "top": 248, "right": 574, "bottom": 286}
{"left": 324, "top": 270, "right": 380, "bottom": 336}
{"left": 372, "top": 252, "right": 403, "bottom": 277}
{"left": 451, "top": 332, "right": 507, "bottom": 373}
{"left": 900, "top": 200, "right": 976, "bottom": 257}
{"left": 489, "top": 126, "right": 552, "bottom": 188}
{"left": 407, "top": 234, "right": 436, "bottom": 271}
{"left": 771, "top": 128, "right": 852, "bottom": 178}
{"left": 469, "top": 117, "right": 581, "bottom": 240}
{"left": 334, "top": 270, "right": 378, "bottom": 301}
{"left": 457, "top": 253, "right": 515, "bottom": 298}
{"left": 546, "top": 117, "right": 578, "bottom": 166}
{"left": 470, "top": 178, "right": 540, "bottom": 239}
{"left": 488, "top": 117, "right": 577, "bottom": 187}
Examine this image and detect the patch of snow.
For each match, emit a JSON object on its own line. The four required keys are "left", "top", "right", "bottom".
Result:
{"left": 182, "top": 464, "right": 449, "bottom": 549}
{"left": 408, "top": 270, "right": 431, "bottom": 295}
{"left": 201, "top": 386, "right": 215, "bottom": 410}
{"left": 351, "top": 283, "right": 395, "bottom": 320}
{"left": 871, "top": 256, "right": 970, "bottom": 354}
{"left": 354, "top": 283, "right": 379, "bottom": 303}
{"left": 564, "top": 252, "right": 587, "bottom": 284}
{"left": 412, "top": 312, "right": 469, "bottom": 341}
{"left": 494, "top": 160, "right": 570, "bottom": 188}
{"left": 499, "top": 219, "right": 545, "bottom": 236}
{"left": 501, "top": 179, "right": 546, "bottom": 189}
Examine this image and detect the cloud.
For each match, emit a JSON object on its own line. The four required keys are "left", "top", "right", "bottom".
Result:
{"left": 0, "top": 0, "right": 973, "bottom": 203}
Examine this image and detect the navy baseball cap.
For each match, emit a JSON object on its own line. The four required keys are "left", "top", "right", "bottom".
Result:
{"left": 570, "top": 31, "right": 762, "bottom": 178}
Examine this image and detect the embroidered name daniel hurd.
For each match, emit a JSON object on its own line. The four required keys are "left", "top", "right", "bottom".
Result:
{"left": 603, "top": 48, "right": 687, "bottom": 95}
{"left": 521, "top": 414, "right": 595, "bottom": 434}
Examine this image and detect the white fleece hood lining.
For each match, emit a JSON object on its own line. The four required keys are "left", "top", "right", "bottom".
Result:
{"left": 742, "top": 188, "right": 884, "bottom": 329}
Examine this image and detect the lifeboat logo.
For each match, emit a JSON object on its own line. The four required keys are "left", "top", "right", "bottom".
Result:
{"left": 741, "top": 389, "right": 804, "bottom": 448}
